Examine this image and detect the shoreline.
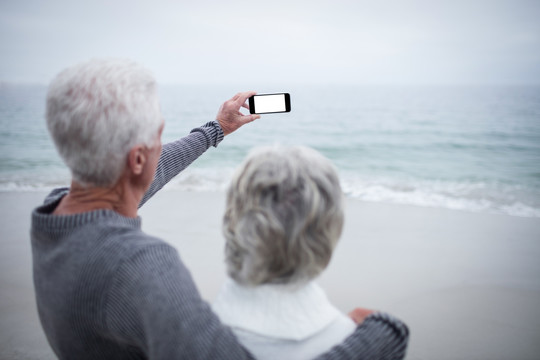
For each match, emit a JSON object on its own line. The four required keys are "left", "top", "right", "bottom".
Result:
{"left": 1, "top": 190, "right": 540, "bottom": 359}
{"left": 2, "top": 184, "right": 539, "bottom": 220}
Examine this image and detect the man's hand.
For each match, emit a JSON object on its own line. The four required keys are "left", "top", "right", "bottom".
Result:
{"left": 348, "top": 307, "right": 375, "bottom": 325}
{"left": 216, "top": 91, "right": 261, "bottom": 136}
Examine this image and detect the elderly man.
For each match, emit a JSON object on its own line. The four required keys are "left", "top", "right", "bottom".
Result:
{"left": 31, "top": 59, "right": 408, "bottom": 359}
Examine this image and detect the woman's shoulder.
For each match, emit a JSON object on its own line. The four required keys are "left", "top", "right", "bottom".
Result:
{"left": 213, "top": 280, "right": 356, "bottom": 360}
{"left": 230, "top": 314, "right": 355, "bottom": 360}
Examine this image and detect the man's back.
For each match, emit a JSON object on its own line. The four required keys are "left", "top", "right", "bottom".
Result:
{"left": 31, "top": 189, "right": 252, "bottom": 359}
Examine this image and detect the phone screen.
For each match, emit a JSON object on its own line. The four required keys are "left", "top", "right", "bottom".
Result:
{"left": 250, "top": 93, "right": 291, "bottom": 114}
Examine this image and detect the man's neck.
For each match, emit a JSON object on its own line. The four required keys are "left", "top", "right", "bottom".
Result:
{"left": 53, "top": 179, "right": 140, "bottom": 218}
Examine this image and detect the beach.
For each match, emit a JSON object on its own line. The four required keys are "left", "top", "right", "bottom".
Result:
{"left": 1, "top": 190, "right": 539, "bottom": 359}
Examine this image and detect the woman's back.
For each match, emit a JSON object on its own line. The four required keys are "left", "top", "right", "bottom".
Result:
{"left": 215, "top": 145, "right": 408, "bottom": 359}
{"left": 213, "top": 279, "right": 355, "bottom": 360}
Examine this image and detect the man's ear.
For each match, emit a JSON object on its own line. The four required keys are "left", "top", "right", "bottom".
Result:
{"left": 127, "top": 146, "right": 147, "bottom": 175}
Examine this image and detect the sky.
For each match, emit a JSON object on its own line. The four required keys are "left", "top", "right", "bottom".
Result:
{"left": 1, "top": 0, "right": 539, "bottom": 85}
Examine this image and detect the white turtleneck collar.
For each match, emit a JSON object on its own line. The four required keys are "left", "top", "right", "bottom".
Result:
{"left": 212, "top": 278, "right": 343, "bottom": 341}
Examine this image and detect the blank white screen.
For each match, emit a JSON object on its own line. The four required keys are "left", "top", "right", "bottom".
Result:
{"left": 254, "top": 94, "right": 286, "bottom": 113}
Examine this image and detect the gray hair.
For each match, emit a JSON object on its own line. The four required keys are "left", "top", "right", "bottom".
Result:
{"left": 223, "top": 145, "right": 344, "bottom": 286}
{"left": 46, "top": 58, "right": 163, "bottom": 187}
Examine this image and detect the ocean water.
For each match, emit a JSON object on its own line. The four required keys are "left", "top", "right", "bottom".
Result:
{"left": 1, "top": 84, "right": 539, "bottom": 217}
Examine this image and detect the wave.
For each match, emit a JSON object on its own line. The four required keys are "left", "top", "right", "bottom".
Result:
{"left": 3, "top": 168, "right": 539, "bottom": 218}
{"left": 340, "top": 177, "right": 540, "bottom": 218}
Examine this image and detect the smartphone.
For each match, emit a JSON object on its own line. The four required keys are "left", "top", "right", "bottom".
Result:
{"left": 249, "top": 93, "right": 291, "bottom": 114}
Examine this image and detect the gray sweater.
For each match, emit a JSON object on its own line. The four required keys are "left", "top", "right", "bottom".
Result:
{"left": 31, "top": 121, "right": 409, "bottom": 359}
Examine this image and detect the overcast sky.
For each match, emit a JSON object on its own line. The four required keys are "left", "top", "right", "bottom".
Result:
{"left": 1, "top": 0, "right": 539, "bottom": 85}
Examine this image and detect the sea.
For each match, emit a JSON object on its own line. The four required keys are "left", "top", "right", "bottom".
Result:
{"left": 1, "top": 84, "right": 539, "bottom": 218}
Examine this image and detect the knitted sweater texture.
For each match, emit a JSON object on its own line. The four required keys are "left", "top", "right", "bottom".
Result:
{"left": 31, "top": 121, "right": 409, "bottom": 359}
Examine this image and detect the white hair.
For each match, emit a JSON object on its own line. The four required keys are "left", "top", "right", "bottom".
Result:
{"left": 223, "top": 145, "right": 345, "bottom": 286}
{"left": 46, "top": 58, "right": 163, "bottom": 187}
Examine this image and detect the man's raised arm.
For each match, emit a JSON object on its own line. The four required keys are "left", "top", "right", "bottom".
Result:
{"left": 139, "top": 91, "right": 260, "bottom": 207}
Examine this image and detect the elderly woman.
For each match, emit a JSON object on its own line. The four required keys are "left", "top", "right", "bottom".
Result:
{"left": 31, "top": 59, "right": 261, "bottom": 360}
{"left": 31, "top": 59, "right": 408, "bottom": 360}
{"left": 213, "top": 146, "right": 410, "bottom": 359}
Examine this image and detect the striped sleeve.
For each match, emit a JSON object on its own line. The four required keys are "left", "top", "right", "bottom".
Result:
{"left": 314, "top": 313, "right": 410, "bottom": 360}
{"left": 139, "top": 121, "right": 224, "bottom": 207}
